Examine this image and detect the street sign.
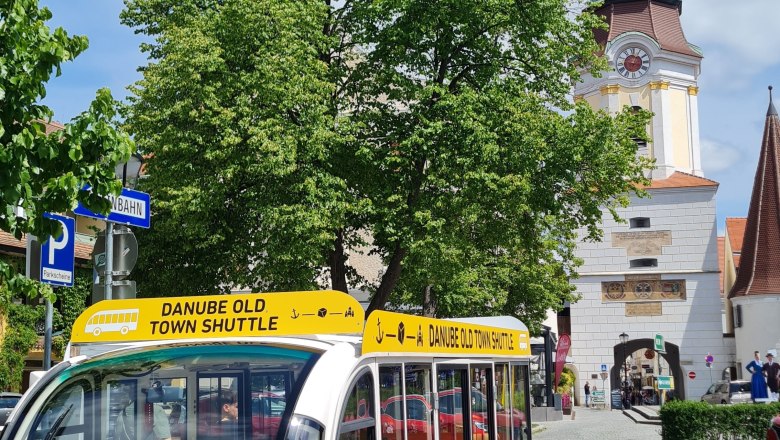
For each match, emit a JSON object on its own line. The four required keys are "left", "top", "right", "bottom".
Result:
{"left": 654, "top": 333, "right": 665, "bottom": 353}
{"left": 40, "top": 213, "right": 75, "bottom": 287}
{"left": 601, "top": 364, "right": 608, "bottom": 372}
{"left": 75, "top": 187, "right": 151, "bottom": 228}
{"left": 705, "top": 353, "right": 714, "bottom": 368}
{"left": 688, "top": 371, "right": 696, "bottom": 380}
{"left": 657, "top": 375, "right": 674, "bottom": 390}
{"left": 92, "top": 226, "right": 138, "bottom": 278}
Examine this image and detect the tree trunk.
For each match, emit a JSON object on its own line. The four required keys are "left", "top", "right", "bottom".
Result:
{"left": 423, "top": 285, "right": 436, "bottom": 317}
{"left": 366, "top": 244, "right": 406, "bottom": 313}
{"left": 328, "top": 229, "right": 348, "bottom": 293}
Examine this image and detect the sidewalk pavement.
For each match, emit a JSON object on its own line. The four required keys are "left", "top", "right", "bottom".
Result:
{"left": 532, "top": 405, "right": 662, "bottom": 440}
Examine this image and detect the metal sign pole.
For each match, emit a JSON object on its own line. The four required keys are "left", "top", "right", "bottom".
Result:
{"left": 105, "top": 222, "right": 113, "bottom": 300}
{"left": 44, "top": 295, "right": 53, "bottom": 370}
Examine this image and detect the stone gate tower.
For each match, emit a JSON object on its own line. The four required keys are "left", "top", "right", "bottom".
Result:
{"left": 565, "top": 0, "right": 733, "bottom": 402}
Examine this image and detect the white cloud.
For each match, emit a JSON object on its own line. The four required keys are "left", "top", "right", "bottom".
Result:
{"left": 682, "top": 1, "right": 780, "bottom": 89}
{"left": 700, "top": 138, "right": 742, "bottom": 173}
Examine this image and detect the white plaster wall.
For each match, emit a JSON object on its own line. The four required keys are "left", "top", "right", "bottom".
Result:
{"left": 732, "top": 295, "right": 780, "bottom": 375}
{"left": 576, "top": 187, "right": 719, "bottom": 275}
{"left": 568, "top": 185, "right": 732, "bottom": 400}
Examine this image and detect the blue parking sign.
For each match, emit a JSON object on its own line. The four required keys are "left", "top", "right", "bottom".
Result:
{"left": 40, "top": 213, "right": 75, "bottom": 287}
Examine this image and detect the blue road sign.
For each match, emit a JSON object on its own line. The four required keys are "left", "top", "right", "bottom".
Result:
{"left": 75, "top": 187, "right": 151, "bottom": 228}
{"left": 601, "top": 364, "right": 608, "bottom": 372}
{"left": 40, "top": 213, "right": 75, "bottom": 287}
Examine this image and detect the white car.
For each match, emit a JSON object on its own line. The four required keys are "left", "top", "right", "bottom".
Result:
{"left": 700, "top": 380, "right": 752, "bottom": 405}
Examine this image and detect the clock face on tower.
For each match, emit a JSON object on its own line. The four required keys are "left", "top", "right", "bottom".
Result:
{"left": 616, "top": 47, "right": 650, "bottom": 79}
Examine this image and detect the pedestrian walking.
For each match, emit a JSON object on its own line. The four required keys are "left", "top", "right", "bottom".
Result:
{"left": 585, "top": 381, "right": 591, "bottom": 407}
{"left": 764, "top": 352, "right": 780, "bottom": 399}
{"left": 747, "top": 351, "right": 769, "bottom": 401}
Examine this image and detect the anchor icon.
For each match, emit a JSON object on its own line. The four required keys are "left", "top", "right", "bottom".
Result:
{"left": 375, "top": 318, "right": 384, "bottom": 344}
{"left": 291, "top": 309, "right": 300, "bottom": 319}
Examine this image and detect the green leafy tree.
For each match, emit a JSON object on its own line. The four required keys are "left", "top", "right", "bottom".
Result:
{"left": 0, "top": 258, "right": 91, "bottom": 390}
{"left": 123, "top": 0, "right": 651, "bottom": 332}
{"left": 0, "top": 0, "right": 134, "bottom": 305}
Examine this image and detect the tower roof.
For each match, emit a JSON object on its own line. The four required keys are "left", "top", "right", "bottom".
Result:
{"left": 592, "top": 0, "right": 700, "bottom": 58}
{"left": 728, "top": 87, "right": 780, "bottom": 299}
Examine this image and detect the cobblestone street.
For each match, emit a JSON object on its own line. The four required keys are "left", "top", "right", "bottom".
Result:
{"left": 533, "top": 406, "right": 662, "bottom": 440}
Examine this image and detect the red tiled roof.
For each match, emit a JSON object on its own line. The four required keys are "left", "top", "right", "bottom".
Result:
{"left": 637, "top": 171, "right": 719, "bottom": 190}
{"left": 593, "top": 0, "right": 701, "bottom": 58}
{"left": 43, "top": 120, "right": 65, "bottom": 135}
{"left": 725, "top": 217, "right": 747, "bottom": 257}
{"left": 0, "top": 230, "right": 93, "bottom": 261}
{"left": 717, "top": 236, "right": 725, "bottom": 296}
{"left": 728, "top": 99, "right": 780, "bottom": 299}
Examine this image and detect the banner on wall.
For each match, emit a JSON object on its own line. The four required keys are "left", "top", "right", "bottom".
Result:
{"left": 554, "top": 334, "right": 572, "bottom": 388}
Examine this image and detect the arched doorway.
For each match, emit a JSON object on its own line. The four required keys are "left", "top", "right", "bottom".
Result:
{"left": 611, "top": 338, "right": 684, "bottom": 401}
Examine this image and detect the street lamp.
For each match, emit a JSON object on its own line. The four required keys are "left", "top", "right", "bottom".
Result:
{"left": 619, "top": 332, "right": 629, "bottom": 408}
{"left": 115, "top": 152, "right": 144, "bottom": 188}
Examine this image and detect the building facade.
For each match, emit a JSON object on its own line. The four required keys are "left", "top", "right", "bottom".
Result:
{"left": 567, "top": 0, "right": 735, "bottom": 402}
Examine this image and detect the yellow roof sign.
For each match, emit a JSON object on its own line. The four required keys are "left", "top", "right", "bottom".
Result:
{"left": 362, "top": 311, "right": 531, "bottom": 356}
{"left": 71, "top": 290, "right": 364, "bottom": 344}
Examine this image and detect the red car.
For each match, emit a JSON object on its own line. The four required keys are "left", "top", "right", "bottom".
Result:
{"left": 438, "top": 388, "right": 525, "bottom": 440}
{"left": 380, "top": 395, "right": 432, "bottom": 440}
{"left": 252, "top": 392, "right": 285, "bottom": 440}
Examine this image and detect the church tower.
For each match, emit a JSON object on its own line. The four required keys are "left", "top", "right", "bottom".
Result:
{"left": 574, "top": 0, "right": 703, "bottom": 179}
{"left": 564, "top": 0, "right": 731, "bottom": 403}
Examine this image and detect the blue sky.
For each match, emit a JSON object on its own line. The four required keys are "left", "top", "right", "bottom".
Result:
{"left": 39, "top": 0, "right": 780, "bottom": 233}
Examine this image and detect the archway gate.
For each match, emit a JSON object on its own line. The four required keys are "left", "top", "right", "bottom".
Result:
{"left": 610, "top": 338, "right": 684, "bottom": 400}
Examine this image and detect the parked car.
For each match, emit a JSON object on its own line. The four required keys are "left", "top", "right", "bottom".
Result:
{"left": 252, "top": 392, "right": 286, "bottom": 440}
{"left": 438, "top": 388, "right": 525, "bottom": 440}
{"left": 700, "top": 380, "right": 752, "bottom": 405}
{"left": 0, "top": 392, "right": 23, "bottom": 429}
{"left": 380, "top": 394, "right": 432, "bottom": 440}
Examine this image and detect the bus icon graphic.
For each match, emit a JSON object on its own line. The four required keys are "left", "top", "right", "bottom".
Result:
{"left": 84, "top": 309, "right": 140, "bottom": 336}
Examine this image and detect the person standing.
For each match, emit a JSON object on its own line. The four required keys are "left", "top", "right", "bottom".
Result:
{"left": 747, "top": 351, "right": 769, "bottom": 401}
{"left": 764, "top": 352, "right": 780, "bottom": 398}
{"left": 584, "top": 381, "right": 591, "bottom": 407}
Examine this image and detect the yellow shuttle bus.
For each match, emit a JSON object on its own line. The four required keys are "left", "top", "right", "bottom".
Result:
{"left": 0, "top": 291, "right": 533, "bottom": 440}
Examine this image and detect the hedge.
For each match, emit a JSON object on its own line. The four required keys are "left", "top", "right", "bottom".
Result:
{"left": 660, "top": 400, "right": 780, "bottom": 440}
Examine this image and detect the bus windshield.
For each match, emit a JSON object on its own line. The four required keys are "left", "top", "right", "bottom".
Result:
{"left": 7, "top": 343, "right": 320, "bottom": 440}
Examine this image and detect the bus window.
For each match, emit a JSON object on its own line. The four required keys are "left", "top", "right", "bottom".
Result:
{"left": 510, "top": 366, "right": 529, "bottom": 440}
{"left": 107, "top": 380, "right": 136, "bottom": 440}
{"left": 252, "top": 372, "right": 290, "bottom": 440}
{"left": 27, "top": 378, "right": 93, "bottom": 440}
{"left": 379, "top": 365, "right": 403, "bottom": 440}
{"left": 198, "top": 375, "right": 243, "bottom": 440}
{"left": 470, "top": 367, "right": 494, "bottom": 440}
{"left": 404, "top": 364, "right": 433, "bottom": 440}
{"left": 437, "top": 368, "right": 467, "bottom": 440}
{"left": 338, "top": 370, "right": 375, "bottom": 440}
{"left": 494, "top": 364, "right": 512, "bottom": 440}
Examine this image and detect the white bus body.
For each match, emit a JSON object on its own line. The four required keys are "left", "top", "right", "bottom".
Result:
{"left": 0, "top": 292, "right": 533, "bottom": 440}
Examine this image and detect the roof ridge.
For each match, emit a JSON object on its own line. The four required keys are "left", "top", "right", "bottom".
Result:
{"left": 672, "top": 170, "right": 719, "bottom": 184}
{"left": 647, "top": 0, "right": 658, "bottom": 42}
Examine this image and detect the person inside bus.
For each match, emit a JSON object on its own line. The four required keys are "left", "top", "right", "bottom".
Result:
{"left": 217, "top": 389, "right": 240, "bottom": 438}
{"left": 115, "top": 382, "right": 172, "bottom": 440}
